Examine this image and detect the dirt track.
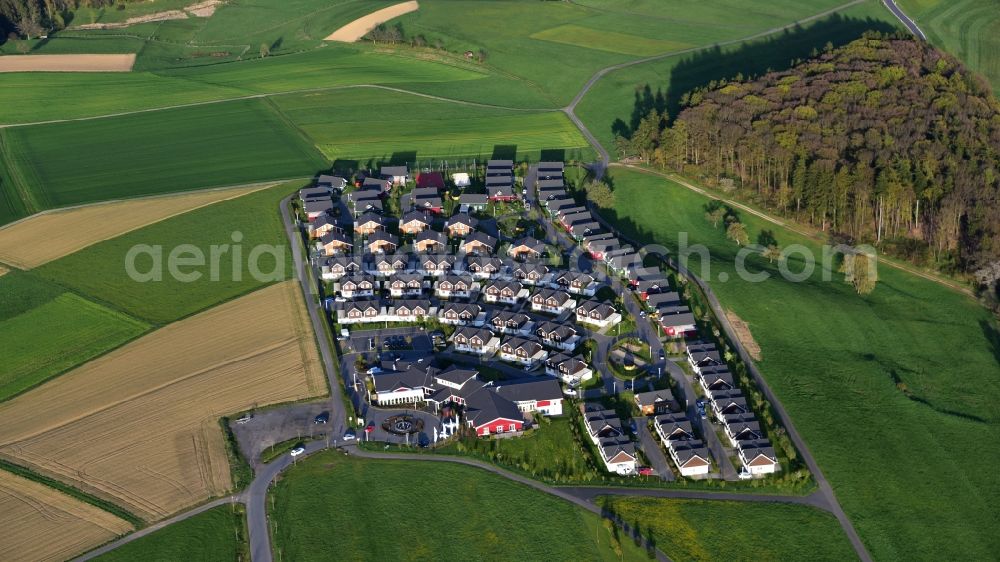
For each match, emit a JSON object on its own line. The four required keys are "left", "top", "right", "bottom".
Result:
{"left": 0, "top": 54, "right": 135, "bottom": 73}
{"left": 325, "top": 1, "right": 419, "bottom": 42}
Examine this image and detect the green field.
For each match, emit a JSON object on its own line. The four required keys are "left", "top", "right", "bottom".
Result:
{"left": 94, "top": 504, "right": 248, "bottom": 562}
{"left": 575, "top": 0, "right": 901, "bottom": 152}
{"left": 36, "top": 183, "right": 295, "bottom": 325}
{"left": 897, "top": 0, "right": 1000, "bottom": 94}
{"left": 392, "top": 0, "right": 851, "bottom": 106}
{"left": 601, "top": 167, "right": 1000, "bottom": 560}
{"left": 4, "top": 98, "right": 325, "bottom": 210}
{"left": 530, "top": 24, "right": 694, "bottom": 57}
{"left": 0, "top": 271, "right": 148, "bottom": 402}
{"left": 271, "top": 450, "right": 650, "bottom": 561}
{"left": 272, "top": 88, "right": 592, "bottom": 162}
{"left": 599, "top": 496, "right": 855, "bottom": 561}
{"left": 0, "top": 46, "right": 487, "bottom": 124}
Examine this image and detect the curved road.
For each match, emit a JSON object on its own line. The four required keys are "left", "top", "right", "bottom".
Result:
{"left": 881, "top": 0, "right": 926, "bottom": 40}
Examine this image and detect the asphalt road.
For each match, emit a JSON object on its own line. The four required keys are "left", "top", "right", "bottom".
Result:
{"left": 882, "top": 0, "right": 926, "bottom": 39}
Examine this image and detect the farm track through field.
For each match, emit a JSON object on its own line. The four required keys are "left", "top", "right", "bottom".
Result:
{"left": 0, "top": 84, "right": 552, "bottom": 130}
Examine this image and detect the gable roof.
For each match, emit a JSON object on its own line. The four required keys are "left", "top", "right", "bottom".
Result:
{"left": 494, "top": 377, "right": 562, "bottom": 403}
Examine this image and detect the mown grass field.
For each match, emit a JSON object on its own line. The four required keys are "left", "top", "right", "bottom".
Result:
{"left": 272, "top": 88, "right": 592, "bottom": 162}
{"left": 0, "top": 45, "right": 487, "bottom": 124}
{"left": 94, "top": 504, "right": 247, "bottom": 562}
{"left": 270, "top": 450, "right": 650, "bottom": 562}
{"left": 601, "top": 167, "right": 1000, "bottom": 560}
{"left": 0, "top": 292, "right": 149, "bottom": 402}
{"left": 599, "top": 496, "right": 855, "bottom": 561}
{"left": 897, "top": 0, "right": 1000, "bottom": 94}
{"left": 36, "top": 183, "right": 295, "bottom": 325}
{"left": 0, "top": 270, "right": 148, "bottom": 403}
{"left": 4, "top": 98, "right": 324, "bottom": 209}
{"left": 575, "top": 0, "right": 900, "bottom": 152}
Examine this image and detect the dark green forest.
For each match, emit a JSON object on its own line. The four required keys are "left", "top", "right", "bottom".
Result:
{"left": 619, "top": 34, "right": 1000, "bottom": 282}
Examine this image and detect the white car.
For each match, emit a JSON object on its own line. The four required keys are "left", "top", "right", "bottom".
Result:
{"left": 562, "top": 387, "right": 578, "bottom": 397}
{"left": 343, "top": 431, "right": 356, "bottom": 441}
{"left": 738, "top": 468, "right": 752, "bottom": 480}
{"left": 340, "top": 327, "right": 350, "bottom": 339}
{"left": 235, "top": 413, "right": 253, "bottom": 424}
{"left": 290, "top": 445, "right": 306, "bottom": 457}
{"left": 366, "top": 366, "right": 382, "bottom": 375}
{"left": 334, "top": 296, "right": 347, "bottom": 303}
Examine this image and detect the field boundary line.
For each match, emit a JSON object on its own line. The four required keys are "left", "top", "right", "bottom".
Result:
{"left": 0, "top": 179, "right": 295, "bottom": 230}
{"left": 0, "top": 130, "right": 40, "bottom": 214}
{"left": 613, "top": 163, "right": 976, "bottom": 298}
{"left": 0, "top": 84, "right": 552, "bottom": 130}
{"left": 71, "top": 495, "right": 243, "bottom": 562}
{"left": 0, "top": 460, "right": 145, "bottom": 528}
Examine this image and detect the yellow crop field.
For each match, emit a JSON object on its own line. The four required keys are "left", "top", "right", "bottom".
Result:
{"left": 0, "top": 280, "right": 326, "bottom": 521}
{"left": 0, "top": 183, "right": 271, "bottom": 269}
{"left": 0, "top": 470, "right": 132, "bottom": 562}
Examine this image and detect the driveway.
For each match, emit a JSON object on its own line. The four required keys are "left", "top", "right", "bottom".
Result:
{"left": 635, "top": 421, "right": 675, "bottom": 481}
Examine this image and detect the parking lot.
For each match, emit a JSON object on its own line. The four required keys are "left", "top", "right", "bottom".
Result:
{"left": 229, "top": 401, "right": 337, "bottom": 465}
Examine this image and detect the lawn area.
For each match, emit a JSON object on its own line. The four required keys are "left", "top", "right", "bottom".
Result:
{"left": 599, "top": 496, "right": 855, "bottom": 561}
{"left": 93, "top": 504, "right": 248, "bottom": 562}
{"left": 438, "top": 415, "right": 600, "bottom": 482}
{"left": 271, "top": 88, "right": 593, "bottom": 163}
{"left": 600, "top": 166, "right": 1000, "bottom": 560}
{"left": 270, "top": 449, "right": 650, "bottom": 561}
{"left": 36, "top": 183, "right": 296, "bottom": 325}
{"left": 0, "top": 270, "right": 149, "bottom": 402}
{"left": 575, "top": 1, "right": 901, "bottom": 153}
{"left": 4, "top": 98, "right": 325, "bottom": 209}
{"left": 897, "top": 0, "right": 1000, "bottom": 94}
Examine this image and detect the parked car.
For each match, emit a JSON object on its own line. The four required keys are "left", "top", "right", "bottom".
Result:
{"left": 290, "top": 445, "right": 306, "bottom": 457}
{"left": 738, "top": 468, "right": 752, "bottom": 480}
{"left": 368, "top": 337, "right": 375, "bottom": 350}
{"left": 638, "top": 467, "right": 655, "bottom": 476}
{"left": 639, "top": 310, "right": 646, "bottom": 318}
{"left": 658, "top": 349, "right": 665, "bottom": 361}
{"left": 366, "top": 366, "right": 382, "bottom": 375}
{"left": 340, "top": 327, "right": 350, "bottom": 339}
{"left": 343, "top": 430, "right": 356, "bottom": 441}
{"left": 628, "top": 419, "right": 638, "bottom": 433}
{"left": 314, "top": 412, "right": 329, "bottom": 424}
{"left": 562, "top": 387, "right": 578, "bottom": 397}
{"left": 334, "top": 296, "right": 347, "bottom": 303}
{"left": 235, "top": 413, "right": 253, "bottom": 425}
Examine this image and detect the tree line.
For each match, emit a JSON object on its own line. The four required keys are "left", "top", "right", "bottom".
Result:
{"left": 1, "top": 0, "right": 141, "bottom": 40}
{"left": 615, "top": 34, "right": 1000, "bottom": 285}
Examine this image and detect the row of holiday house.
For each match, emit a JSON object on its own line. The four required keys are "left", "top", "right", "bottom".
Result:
{"left": 535, "top": 182, "right": 698, "bottom": 338}
{"left": 686, "top": 341, "right": 779, "bottom": 475}
{"left": 582, "top": 404, "right": 639, "bottom": 475}
{"left": 370, "top": 360, "right": 563, "bottom": 436}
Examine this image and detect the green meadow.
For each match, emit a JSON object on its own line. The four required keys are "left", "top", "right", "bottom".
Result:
{"left": 94, "top": 505, "right": 248, "bottom": 562}
{"left": 3, "top": 99, "right": 325, "bottom": 209}
{"left": 601, "top": 167, "right": 1000, "bottom": 560}
{"left": 36, "top": 183, "right": 295, "bottom": 325}
{"left": 271, "top": 450, "right": 650, "bottom": 562}
{"left": 599, "top": 496, "right": 855, "bottom": 561}
{"left": 272, "top": 88, "right": 592, "bottom": 162}
{"left": 0, "top": 271, "right": 148, "bottom": 402}
{"left": 0, "top": 46, "right": 486, "bottom": 124}
{"left": 897, "top": 0, "right": 1000, "bottom": 93}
